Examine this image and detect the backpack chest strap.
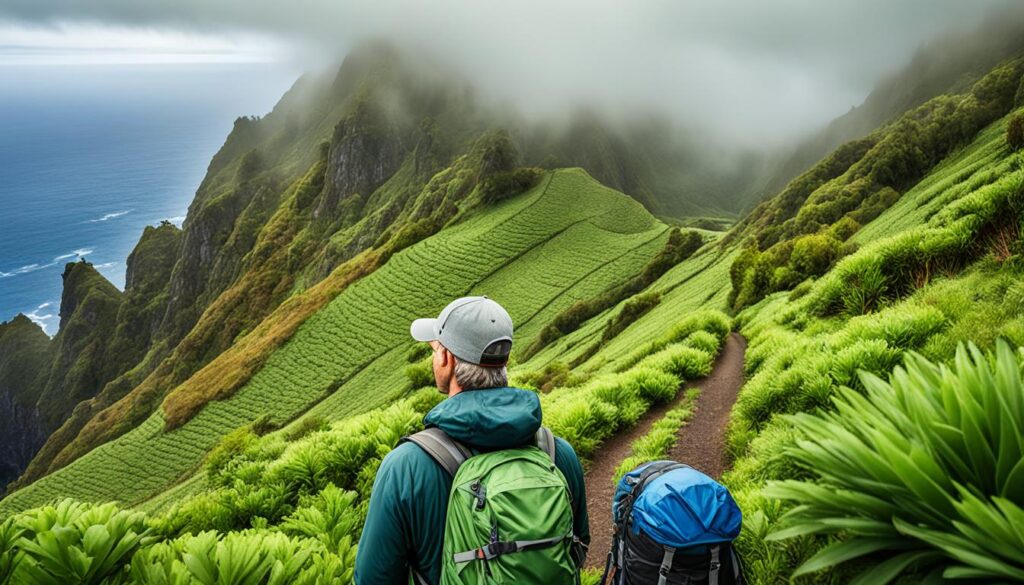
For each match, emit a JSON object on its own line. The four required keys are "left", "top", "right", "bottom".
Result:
{"left": 452, "top": 534, "right": 569, "bottom": 563}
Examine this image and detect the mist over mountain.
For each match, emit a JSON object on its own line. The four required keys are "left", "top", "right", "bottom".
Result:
{"left": 3, "top": 0, "right": 1019, "bottom": 149}
{"left": 1, "top": 3, "right": 1024, "bottom": 583}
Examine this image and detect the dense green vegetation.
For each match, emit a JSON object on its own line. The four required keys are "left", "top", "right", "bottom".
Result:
{"left": 0, "top": 309, "right": 731, "bottom": 583}
{"left": 765, "top": 341, "right": 1024, "bottom": 584}
{"left": 729, "top": 58, "right": 1024, "bottom": 311}
{"left": 723, "top": 100, "right": 1024, "bottom": 583}
{"left": 0, "top": 169, "right": 668, "bottom": 515}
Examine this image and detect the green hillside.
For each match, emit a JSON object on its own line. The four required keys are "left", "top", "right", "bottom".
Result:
{"left": 0, "top": 168, "right": 668, "bottom": 515}
{"left": 1, "top": 38, "right": 1024, "bottom": 585}
{"left": 724, "top": 106, "right": 1024, "bottom": 584}
{"left": 1, "top": 42, "right": 752, "bottom": 494}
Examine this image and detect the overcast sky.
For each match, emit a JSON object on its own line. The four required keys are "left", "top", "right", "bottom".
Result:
{"left": 0, "top": 0, "right": 1019, "bottom": 147}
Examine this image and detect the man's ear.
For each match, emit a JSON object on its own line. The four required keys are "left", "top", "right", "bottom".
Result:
{"left": 441, "top": 348, "right": 455, "bottom": 368}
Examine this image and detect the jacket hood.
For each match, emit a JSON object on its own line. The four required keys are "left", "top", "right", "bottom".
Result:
{"left": 423, "top": 386, "right": 541, "bottom": 449}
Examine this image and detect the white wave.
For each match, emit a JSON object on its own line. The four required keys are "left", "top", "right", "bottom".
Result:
{"left": 53, "top": 248, "right": 94, "bottom": 262}
{"left": 37, "top": 302, "right": 51, "bottom": 309}
{"left": 87, "top": 210, "right": 132, "bottom": 223}
{"left": 94, "top": 262, "right": 116, "bottom": 269}
{"left": 3, "top": 249, "right": 93, "bottom": 279}
{"left": 0, "top": 262, "right": 57, "bottom": 278}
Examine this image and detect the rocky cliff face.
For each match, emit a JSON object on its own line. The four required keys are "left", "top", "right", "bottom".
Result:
{"left": 34, "top": 262, "right": 126, "bottom": 431}
{"left": 315, "top": 99, "right": 408, "bottom": 224}
{"left": 0, "top": 315, "right": 50, "bottom": 490}
{"left": 0, "top": 391, "right": 46, "bottom": 492}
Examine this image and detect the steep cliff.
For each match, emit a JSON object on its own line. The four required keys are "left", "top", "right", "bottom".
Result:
{"left": 35, "top": 262, "right": 126, "bottom": 431}
{"left": 0, "top": 315, "right": 51, "bottom": 489}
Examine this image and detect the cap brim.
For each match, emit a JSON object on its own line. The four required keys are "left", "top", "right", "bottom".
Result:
{"left": 410, "top": 318, "right": 439, "bottom": 342}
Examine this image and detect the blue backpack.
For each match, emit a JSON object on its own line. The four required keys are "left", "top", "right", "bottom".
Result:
{"left": 602, "top": 461, "right": 744, "bottom": 585}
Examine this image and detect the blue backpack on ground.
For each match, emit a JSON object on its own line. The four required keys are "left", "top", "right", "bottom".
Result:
{"left": 602, "top": 461, "right": 744, "bottom": 585}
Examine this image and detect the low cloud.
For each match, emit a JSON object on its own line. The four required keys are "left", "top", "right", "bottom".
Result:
{"left": 0, "top": 0, "right": 1019, "bottom": 147}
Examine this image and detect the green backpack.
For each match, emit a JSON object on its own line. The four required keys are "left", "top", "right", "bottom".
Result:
{"left": 405, "top": 426, "right": 583, "bottom": 585}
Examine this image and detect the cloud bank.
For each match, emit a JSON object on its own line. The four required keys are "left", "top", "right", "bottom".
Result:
{"left": 0, "top": 0, "right": 1019, "bottom": 146}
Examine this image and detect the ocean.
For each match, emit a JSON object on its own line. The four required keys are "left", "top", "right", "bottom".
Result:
{"left": 0, "top": 63, "right": 299, "bottom": 334}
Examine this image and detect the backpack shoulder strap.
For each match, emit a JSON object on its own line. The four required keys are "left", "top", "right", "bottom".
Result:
{"left": 628, "top": 461, "right": 687, "bottom": 495}
{"left": 403, "top": 427, "right": 472, "bottom": 477}
{"left": 534, "top": 426, "right": 557, "bottom": 463}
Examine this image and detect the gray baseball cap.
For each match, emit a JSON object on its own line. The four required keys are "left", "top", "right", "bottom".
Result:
{"left": 410, "top": 296, "right": 513, "bottom": 366}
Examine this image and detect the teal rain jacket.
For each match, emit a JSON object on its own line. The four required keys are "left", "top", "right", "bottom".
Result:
{"left": 355, "top": 387, "right": 590, "bottom": 585}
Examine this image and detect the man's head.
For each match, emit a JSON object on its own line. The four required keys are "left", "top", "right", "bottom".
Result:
{"left": 410, "top": 296, "right": 513, "bottom": 395}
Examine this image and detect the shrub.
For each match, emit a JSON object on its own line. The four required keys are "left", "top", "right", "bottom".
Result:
{"left": 480, "top": 167, "right": 542, "bottom": 204}
{"left": 405, "top": 341, "right": 432, "bottom": 363}
{"left": 280, "top": 484, "right": 360, "bottom": 552}
{"left": 733, "top": 359, "right": 831, "bottom": 435}
{"left": 590, "top": 376, "right": 647, "bottom": 428}
{"left": 601, "top": 292, "right": 661, "bottom": 343}
{"left": 621, "top": 367, "right": 681, "bottom": 404}
{"left": 206, "top": 427, "right": 258, "bottom": 480}
{"left": 404, "top": 360, "right": 434, "bottom": 389}
{"left": 789, "top": 233, "right": 841, "bottom": 277}
{"left": 637, "top": 345, "right": 713, "bottom": 381}
{"left": 832, "top": 304, "right": 946, "bottom": 351}
{"left": 682, "top": 330, "right": 720, "bottom": 355}
{"left": 840, "top": 262, "right": 889, "bottom": 315}
{"left": 1007, "top": 113, "right": 1024, "bottom": 151}
{"left": 251, "top": 413, "right": 279, "bottom": 436}
{"left": 828, "top": 338, "right": 902, "bottom": 390}
{"left": 285, "top": 415, "right": 329, "bottom": 441}
{"left": 542, "top": 394, "right": 618, "bottom": 459}
{"left": 807, "top": 225, "right": 974, "bottom": 317}
{"left": 618, "top": 310, "right": 732, "bottom": 370}
{"left": 129, "top": 530, "right": 351, "bottom": 584}
{"left": 765, "top": 341, "right": 1024, "bottom": 584}
{"left": 515, "top": 361, "right": 587, "bottom": 393}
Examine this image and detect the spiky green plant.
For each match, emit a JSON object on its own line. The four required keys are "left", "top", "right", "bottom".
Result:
{"left": 765, "top": 340, "right": 1024, "bottom": 584}
{"left": 10, "top": 499, "right": 152, "bottom": 584}
{"left": 128, "top": 530, "right": 349, "bottom": 585}
{"left": 0, "top": 517, "right": 25, "bottom": 582}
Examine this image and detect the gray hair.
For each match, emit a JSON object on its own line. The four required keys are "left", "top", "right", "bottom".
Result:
{"left": 454, "top": 358, "right": 508, "bottom": 390}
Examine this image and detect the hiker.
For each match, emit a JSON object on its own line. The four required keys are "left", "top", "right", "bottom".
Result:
{"left": 355, "top": 296, "right": 590, "bottom": 585}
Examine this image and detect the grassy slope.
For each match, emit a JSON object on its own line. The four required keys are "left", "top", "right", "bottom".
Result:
{"left": 516, "top": 242, "right": 737, "bottom": 374}
{"left": 0, "top": 168, "right": 666, "bottom": 515}
{"left": 724, "top": 109, "right": 1024, "bottom": 583}
{"left": 852, "top": 114, "right": 1017, "bottom": 244}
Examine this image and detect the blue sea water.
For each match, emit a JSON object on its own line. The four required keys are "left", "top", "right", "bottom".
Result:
{"left": 0, "top": 63, "right": 299, "bottom": 334}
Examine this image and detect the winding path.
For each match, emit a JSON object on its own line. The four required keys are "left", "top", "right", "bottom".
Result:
{"left": 583, "top": 332, "right": 747, "bottom": 568}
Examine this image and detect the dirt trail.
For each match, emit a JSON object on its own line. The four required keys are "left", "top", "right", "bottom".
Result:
{"left": 582, "top": 332, "right": 747, "bottom": 568}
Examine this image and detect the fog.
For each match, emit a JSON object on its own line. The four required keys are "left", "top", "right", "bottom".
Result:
{"left": 1, "top": 0, "right": 1021, "bottom": 148}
